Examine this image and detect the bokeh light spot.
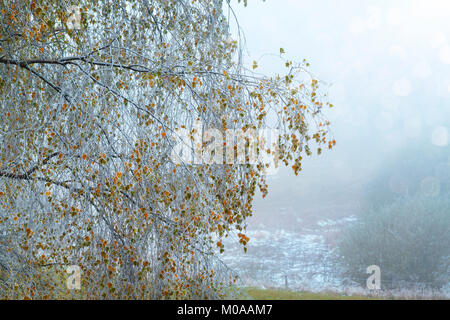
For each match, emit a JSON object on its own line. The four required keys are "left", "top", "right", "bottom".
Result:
{"left": 420, "top": 176, "right": 440, "bottom": 197}
{"left": 393, "top": 78, "right": 412, "bottom": 96}
{"left": 431, "top": 126, "right": 449, "bottom": 146}
{"left": 439, "top": 44, "right": 450, "bottom": 65}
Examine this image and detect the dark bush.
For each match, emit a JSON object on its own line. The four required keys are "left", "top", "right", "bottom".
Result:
{"left": 339, "top": 195, "right": 450, "bottom": 289}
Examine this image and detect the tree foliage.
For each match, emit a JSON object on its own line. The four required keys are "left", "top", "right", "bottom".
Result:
{"left": 0, "top": 0, "right": 333, "bottom": 299}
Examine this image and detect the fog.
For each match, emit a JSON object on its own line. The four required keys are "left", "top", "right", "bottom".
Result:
{"left": 231, "top": 0, "right": 450, "bottom": 223}
{"left": 222, "top": 0, "right": 450, "bottom": 295}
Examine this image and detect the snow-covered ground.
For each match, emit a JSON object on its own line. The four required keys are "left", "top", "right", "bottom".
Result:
{"left": 221, "top": 215, "right": 356, "bottom": 292}
{"left": 221, "top": 215, "right": 450, "bottom": 298}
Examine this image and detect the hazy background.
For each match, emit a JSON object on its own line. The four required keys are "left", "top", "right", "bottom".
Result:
{"left": 229, "top": 0, "right": 450, "bottom": 228}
